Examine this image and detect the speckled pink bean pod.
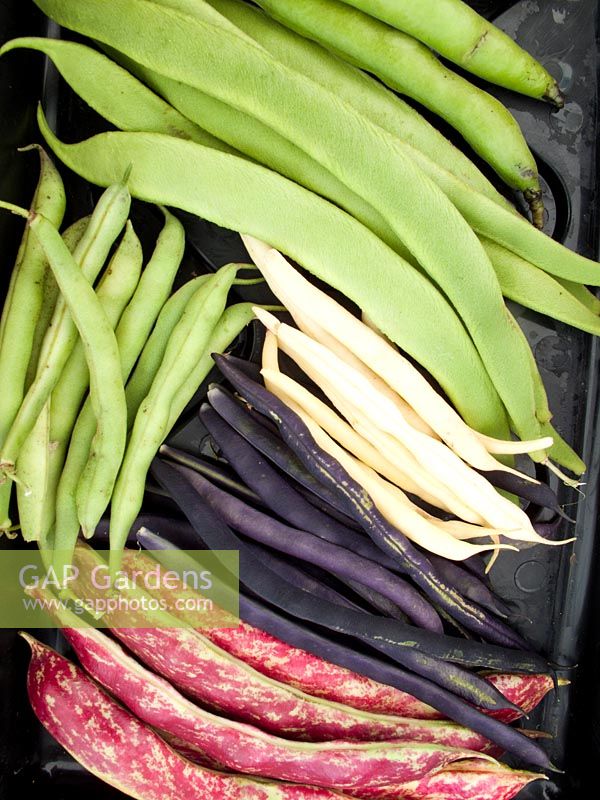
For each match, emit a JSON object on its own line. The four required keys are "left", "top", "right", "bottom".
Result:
{"left": 118, "top": 549, "right": 555, "bottom": 725}
{"left": 61, "top": 623, "right": 494, "bottom": 795}
{"left": 22, "top": 634, "right": 351, "bottom": 800}
{"left": 358, "top": 759, "right": 544, "bottom": 800}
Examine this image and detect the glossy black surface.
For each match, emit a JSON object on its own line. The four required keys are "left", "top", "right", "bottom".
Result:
{"left": 0, "top": 1, "right": 598, "bottom": 798}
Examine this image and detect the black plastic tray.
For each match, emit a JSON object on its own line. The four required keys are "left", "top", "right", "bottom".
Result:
{"left": 0, "top": 1, "right": 599, "bottom": 797}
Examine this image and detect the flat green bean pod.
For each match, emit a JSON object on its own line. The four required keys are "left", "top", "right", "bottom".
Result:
{"left": 254, "top": 0, "right": 543, "bottom": 221}
{"left": 483, "top": 239, "right": 600, "bottom": 336}
{"left": 0, "top": 37, "right": 227, "bottom": 150}
{"left": 53, "top": 209, "right": 187, "bottom": 574}
{"left": 109, "top": 49, "right": 411, "bottom": 261}
{"left": 0, "top": 146, "right": 65, "bottom": 531}
{"left": 37, "top": 120, "right": 509, "bottom": 440}
{"left": 108, "top": 263, "right": 239, "bottom": 577}
{"left": 33, "top": 0, "right": 539, "bottom": 445}
{"left": 209, "top": 0, "right": 511, "bottom": 208}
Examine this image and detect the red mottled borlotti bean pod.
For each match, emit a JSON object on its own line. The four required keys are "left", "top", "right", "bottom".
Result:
{"left": 365, "top": 759, "right": 544, "bottom": 800}
{"left": 204, "top": 622, "right": 555, "bottom": 724}
{"left": 21, "top": 634, "right": 352, "bottom": 800}
{"left": 119, "top": 547, "right": 554, "bottom": 724}
{"left": 70, "top": 545, "right": 496, "bottom": 749}
{"left": 59, "top": 621, "right": 495, "bottom": 794}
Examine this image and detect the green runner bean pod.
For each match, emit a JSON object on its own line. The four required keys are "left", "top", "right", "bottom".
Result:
{"left": 483, "top": 239, "right": 600, "bottom": 336}
{"left": 254, "top": 0, "right": 543, "bottom": 221}
{"left": 37, "top": 122, "right": 509, "bottom": 440}
{"left": 0, "top": 37, "right": 226, "bottom": 150}
{"left": 53, "top": 209, "right": 187, "bottom": 574}
{"left": 0, "top": 202, "right": 128, "bottom": 545}
{"left": 208, "top": 0, "right": 511, "bottom": 208}
{"left": 0, "top": 175, "right": 130, "bottom": 480}
{"left": 110, "top": 49, "right": 412, "bottom": 261}
{"left": 39, "top": 222, "right": 142, "bottom": 546}
{"left": 0, "top": 146, "right": 65, "bottom": 531}
{"left": 108, "top": 264, "right": 239, "bottom": 577}
{"left": 340, "top": 0, "right": 564, "bottom": 105}
{"left": 33, "top": 0, "right": 539, "bottom": 445}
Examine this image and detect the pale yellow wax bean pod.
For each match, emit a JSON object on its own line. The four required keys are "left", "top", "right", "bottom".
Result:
{"left": 256, "top": 308, "right": 531, "bottom": 533}
{"left": 263, "top": 371, "right": 516, "bottom": 563}
{"left": 243, "top": 237, "right": 526, "bottom": 472}
{"left": 292, "top": 310, "right": 436, "bottom": 438}
{"left": 260, "top": 332, "right": 453, "bottom": 511}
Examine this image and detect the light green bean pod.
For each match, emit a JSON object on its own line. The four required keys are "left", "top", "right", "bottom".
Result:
{"left": 254, "top": 0, "right": 543, "bottom": 221}
{"left": 124, "top": 275, "right": 212, "bottom": 428}
{"left": 0, "top": 201, "right": 129, "bottom": 549}
{"left": 15, "top": 402, "right": 51, "bottom": 543}
{"left": 0, "top": 176, "right": 130, "bottom": 478}
{"left": 33, "top": 0, "right": 541, "bottom": 444}
{"left": 53, "top": 211, "right": 187, "bottom": 571}
{"left": 208, "top": 0, "right": 511, "bottom": 209}
{"left": 0, "top": 37, "right": 226, "bottom": 150}
{"left": 16, "top": 219, "right": 90, "bottom": 544}
{"left": 0, "top": 146, "right": 65, "bottom": 531}
{"left": 37, "top": 222, "right": 143, "bottom": 547}
{"left": 483, "top": 239, "right": 600, "bottom": 336}
{"left": 109, "top": 49, "right": 412, "bottom": 261}
{"left": 75, "top": 209, "right": 187, "bottom": 539}
{"left": 54, "top": 279, "right": 208, "bottom": 564}
{"left": 340, "top": 0, "right": 564, "bottom": 106}
{"left": 554, "top": 280, "right": 600, "bottom": 316}
{"left": 38, "top": 120, "right": 509, "bottom": 440}
{"left": 25, "top": 215, "right": 91, "bottom": 389}
{"left": 391, "top": 137, "right": 600, "bottom": 286}
{"left": 108, "top": 264, "right": 239, "bottom": 578}
{"left": 167, "top": 302, "right": 255, "bottom": 429}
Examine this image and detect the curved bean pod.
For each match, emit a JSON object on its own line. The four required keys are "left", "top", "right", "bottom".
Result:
{"left": 254, "top": 0, "right": 543, "bottom": 221}
{"left": 0, "top": 146, "right": 65, "bottom": 531}
{"left": 22, "top": 223, "right": 142, "bottom": 545}
{"left": 0, "top": 177, "right": 130, "bottom": 480}
{"left": 0, "top": 36, "right": 227, "bottom": 149}
{"left": 108, "top": 264, "right": 238, "bottom": 577}
{"left": 33, "top": 0, "right": 537, "bottom": 440}
{"left": 193, "top": 0, "right": 516, "bottom": 207}
{"left": 340, "top": 0, "right": 563, "bottom": 105}
{"left": 53, "top": 210, "right": 186, "bottom": 573}
{"left": 25, "top": 215, "right": 90, "bottom": 388}
{"left": 0, "top": 203, "right": 128, "bottom": 547}
{"left": 36, "top": 119, "right": 509, "bottom": 439}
